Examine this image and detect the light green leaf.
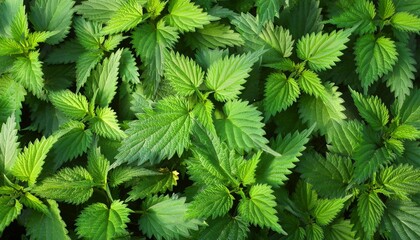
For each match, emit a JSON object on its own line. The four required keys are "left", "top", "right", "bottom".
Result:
{"left": 166, "top": 0, "right": 216, "bottom": 33}
{"left": 0, "top": 114, "right": 19, "bottom": 175}
{"left": 10, "top": 4, "right": 28, "bottom": 41}
{"left": 237, "top": 152, "right": 261, "bottom": 186}
{"left": 199, "top": 216, "right": 249, "bottom": 240}
{"left": 398, "top": 89, "right": 420, "bottom": 128}
{"left": 324, "top": 219, "right": 357, "bottom": 240}
{"left": 260, "top": 22, "right": 294, "bottom": 58}
{"left": 19, "top": 192, "right": 49, "bottom": 214}
{"left": 75, "top": 0, "right": 123, "bottom": 23}
{"left": 192, "top": 99, "right": 215, "bottom": 133}
{"left": 328, "top": 0, "right": 376, "bottom": 35}
{"left": 378, "top": 0, "right": 396, "bottom": 20}
{"left": 26, "top": 31, "right": 58, "bottom": 49}
{"left": 256, "top": 0, "right": 280, "bottom": 24}
{"left": 297, "top": 30, "right": 351, "bottom": 72}
{"left": 74, "top": 17, "right": 103, "bottom": 50}
{"left": 326, "top": 120, "right": 364, "bottom": 156}
{"left": 350, "top": 89, "right": 389, "bottom": 130}
{"left": 231, "top": 13, "right": 265, "bottom": 51}
{"left": 215, "top": 100, "right": 268, "bottom": 153}
{"left": 29, "top": 0, "right": 75, "bottom": 44}
{"left": 76, "top": 200, "right": 131, "bottom": 240}
{"left": 354, "top": 34, "right": 398, "bottom": 90}
{"left": 22, "top": 200, "right": 70, "bottom": 240}
{"left": 102, "top": 0, "right": 143, "bottom": 35}
{"left": 76, "top": 50, "right": 104, "bottom": 90}
{"left": 0, "top": 0, "right": 24, "bottom": 39}
{"left": 264, "top": 72, "right": 300, "bottom": 117}
{"left": 298, "top": 70, "right": 327, "bottom": 98}
{"left": 49, "top": 90, "right": 89, "bottom": 120}
{"left": 186, "top": 22, "right": 244, "bottom": 49}
{"left": 87, "top": 148, "right": 109, "bottom": 186}
{"left": 10, "top": 51, "right": 44, "bottom": 98}
{"left": 139, "top": 195, "right": 201, "bottom": 240}
{"left": 108, "top": 166, "right": 161, "bottom": 187}
{"left": 103, "top": 34, "right": 126, "bottom": 52}
{"left": 357, "top": 192, "right": 385, "bottom": 238}
{"left": 392, "top": 124, "right": 419, "bottom": 140}
{"left": 313, "top": 197, "right": 347, "bottom": 226}
{"left": 86, "top": 49, "right": 122, "bottom": 107}
{"left": 90, "top": 107, "right": 126, "bottom": 140}
{"left": 238, "top": 184, "right": 284, "bottom": 234}
{"left": 306, "top": 223, "right": 324, "bottom": 240}
{"left": 391, "top": 12, "right": 420, "bottom": 33}
{"left": 127, "top": 170, "right": 179, "bottom": 201}
{"left": 0, "top": 197, "right": 22, "bottom": 233}
{"left": 0, "top": 77, "right": 26, "bottom": 125}
{"left": 164, "top": 51, "right": 204, "bottom": 96}
{"left": 382, "top": 199, "right": 420, "bottom": 240}
{"left": 32, "top": 166, "right": 95, "bottom": 205}
{"left": 378, "top": 164, "right": 420, "bottom": 199}
{"left": 119, "top": 48, "right": 140, "bottom": 84}
{"left": 0, "top": 37, "right": 23, "bottom": 55}
{"left": 11, "top": 136, "right": 57, "bottom": 186}
{"left": 114, "top": 97, "right": 192, "bottom": 166}
{"left": 206, "top": 50, "right": 263, "bottom": 102}
{"left": 188, "top": 184, "right": 234, "bottom": 219}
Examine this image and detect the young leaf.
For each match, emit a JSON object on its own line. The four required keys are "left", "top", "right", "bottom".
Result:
{"left": 188, "top": 184, "right": 234, "bottom": 219}
{"left": 101, "top": 0, "right": 143, "bottom": 35}
{"left": 10, "top": 51, "right": 44, "bottom": 98}
{"left": 119, "top": 48, "right": 140, "bottom": 84}
{"left": 377, "top": 164, "right": 420, "bottom": 199}
{"left": 108, "top": 166, "right": 160, "bottom": 187}
{"left": 215, "top": 100, "right": 268, "bottom": 153}
{"left": 127, "top": 170, "right": 179, "bottom": 201}
{"left": 74, "top": 17, "right": 103, "bottom": 50}
{"left": 139, "top": 195, "right": 201, "bottom": 240}
{"left": 0, "top": 114, "right": 19, "bottom": 175}
{"left": 21, "top": 200, "right": 70, "bottom": 240}
{"left": 87, "top": 148, "right": 109, "bottom": 186}
{"left": 378, "top": 0, "right": 396, "bottom": 20}
{"left": 186, "top": 22, "right": 244, "bottom": 49}
{"left": 76, "top": 50, "right": 104, "bottom": 90}
{"left": 313, "top": 197, "right": 347, "bottom": 226}
{"left": 76, "top": 200, "right": 131, "bottom": 240}
{"left": 29, "top": 0, "right": 75, "bottom": 44}
{"left": 298, "top": 70, "right": 327, "bottom": 98}
{"left": 350, "top": 89, "right": 389, "bottom": 131}
{"left": 164, "top": 51, "right": 204, "bottom": 96}
{"left": 231, "top": 13, "right": 265, "bottom": 51}
{"left": 114, "top": 97, "right": 193, "bottom": 167}
{"left": 192, "top": 99, "right": 215, "bottom": 133}
{"left": 264, "top": 73, "right": 300, "bottom": 117}
{"left": 75, "top": 0, "right": 123, "bottom": 23}
{"left": 237, "top": 152, "right": 260, "bottom": 186}
{"left": 49, "top": 90, "right": 89, "bottom": 120}
{"left": 90, "top": 107, "right": 126, "bottom": 140}
{"left": 256, "top": 0, "right": 280, "bottom": 24}
{"left": 325, "top": 120, "right": 364, "bottom": 156}
{"left": 11, "top": 136, "right": 57, "bottom": 186}
{"left": 199, "top": 216, "right": 249, "bottom": 240}
{"left": 0, "top": 38, "right": 22, "bottom": 55}
{"left": 357, "top": 192, "right": 385, "bottom": 238}
{"left": 0, "top": 0, "right": 25, "bottom": 39}
{"left": 0, "top": 197, "right": 23, "bottom": 233}
{"left": 166, "top": 0, "right": 215, "bottom": 32}
{"left": 297, "top": 30, "right": 351, "bottom": 72}
{"left": 19, "top": 192, "right": 49, "bottom": 214}
{"left": 382, "top": 199, "right": 420, "bottom": 240}
{"left": 260, "top": 22, "right": 294, "bottom": 58}
{"left": 9, "top": 4, "right": 29, "bottom": 41}
{"left": 391, "top": 12, "right": 420, "bottom": 33}
{"left": 32, "top": 166, "right": 95, "bottom": 205}
{"left": 306, "top": 223, "right": 324, "bottom": 240}
{"left": 354, "top": 34, "right": 398, "bottom": 90}
{"left": 86, "top": 49, "right": 122, "bottom": 107}
{"left": 238, "top": 184, "right": 285, "bottom": 234}
{"left": 324, "top": 219, "right": 357, "bottom": 240}
{"left": 206, "top": 50, "right": 263, "bottom": 101}
{"left": 398, "top": 89, "right": 420, "bottom": 128}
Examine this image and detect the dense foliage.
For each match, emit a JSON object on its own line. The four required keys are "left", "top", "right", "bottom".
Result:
{"left": 1, "top": 0, "right": 420, "bottom": 239}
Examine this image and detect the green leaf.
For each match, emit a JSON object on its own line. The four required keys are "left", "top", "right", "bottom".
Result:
{"left": 299, "top": 153, "right": 353, "bottom": 198}
{"left": 391, "top": 12, "right": 420, "bottom": 33}
{"left": 90, "top": 107, "right": 126, "bottom": 140}
{"left": 392, "top": 124, "right": 420, "bottom": 140}
{"left": 206, "top": 50, "right": 263, "bottom": 102}
{"left": 324, "top": 219, "right": 357, "bottom": 240}
{"left": 75, "top": 0, "right": 123, "bottom": 23}
{"left": 29, "top": 0, "right": 75, "bottom": 44}
{"left": 0, "top": 197, "right": 22, "bottom": 233}
{"left": 86, "top": 49, "right": 122, "bottom": 107}
{"left": 76, "top": 200, "right": 131, "bottom": 240}
{"left": 192, "top": 99, "right": 215, "bottom": 133}
{"left": 199, "top": 215, "right": 249, "bottom": 240}
{"left": 164, "top": 51, "right": 204, "bottom": 96}
{"left": 325, "top": 120, "right": 364, "bottom": 156}
{"left": 166, "top": 0, "right": 215, "bottom": 32}
{"left": 74, "top": 17, "right": 103, "bottom": 50}
{"left": 11, "top": 136, "right": 57, "bottom": 186}
{"left": 76, "top": 50, "right": 104, "bottom": 90}
{"left": 0, "top": 37, "right": 23, "bottom": 55}
{"left": 119, "top": 48, "right": 140, "bottom": 84}
{"left": 297, "top": 30, "right": 351, "bottom": 72}
{"left": 87, "top": 148, "right": 109, "bottom": 186}
{"left": 237, "top": 152, "right": 261, "bottom": 186}
{"left": 350, "top": 89, "right": 389, "bottom": 130}
{"left": 32, "top": 166, "right": 95, "bottom": 205}
{"left": 10, "top": 51, "right": 44, "bottom": 98}
{"left": 19, "top": 192, "right": 49, "bottom": 214}
{"left": 385, "top": 43, "right": 416, "bottom": 106}
{"left": 398, "top": 89, "right": 420, "bottom": 128}
{"left": 10, "top": 4, "right": 29, "bottom": 41}
{"left": 328, "top": 0, "right": 376, "bottom": 35}
{"left": 45, "top": 39, "right": 84, "bottom": 64}
{"left": 256, "top": 127, "right": 313, "bottom": 187}
{"left": 0, "top": 0, "right": 24, "bottom": 39}
{"left": 49, "top": 90, "right": 89, "bottom": 120}
{"left": 299, "top": 83, "right": 346, "bottom": 134}
{"left": 188, "top": 184, "right": 234, "bottom": 219}
{"left": 238, "top": 184, "right": 285, "bottom": 234}
{"left": 102, "top": 0, "right": 143, "bottom": 35}
{"left": 313, "top": 197, "right": 347, "bottom": 226}
{"left": 260, "top": 22, "right": 294, "bottom": 59}
{"left": 26, "top": 31, "right": 58, "bottom": 49}
{"left": 231, "top": 13, "right": 265, "bottom": 51}
{"left": 378, "top": 0, "right": 396, "bottom": 20}
{"left": 0, "top": 114, "right": 19, "bottom": 176}
{"left": 0, "top": 77, "right": 26, "bottom": 125}
{"left": 215, "top": 100, "right": 268, "bottom": 153}
{"left": 139, "top": 195, "right": 201, "bottom": 240}
{"left": 378, "top": 164, "right": 420, "bottom": 199}
{"left": 264, "top": 73, "right": 300, "bottom": 117}
{"left": 357, "top": 191, "right": 385, "bottom": 238}
{"left": 298, "top": 70, "right": 327, "bottom": 98}
{"left": 256, "top": 0, "right": 280, "bottom": 24}
{"left": 186, "top": 22, "right": 244, "bottom": 49}
{"left": 114, "top": 97, "right": 193, "bottom": 166}
{"left": 354, "top": 34, "right": 398, "bottom": 90}
{"left": 382, "top": 199, "right": 420, "bottom": 240}
{"left": 108, "top": 166, "right": 160, "bottom": 187}
{"left": 306, "top": 223, "right": 324, "bottom": 240}
{"left": 127, "top": 170, "right": 179, "bottom": 201}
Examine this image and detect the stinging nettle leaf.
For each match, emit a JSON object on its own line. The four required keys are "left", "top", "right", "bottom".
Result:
{"left": 76, "top": 50, "right": 104, "bottom": 91}
{"left": 298, "top": 70, "right": 327, "bottom": 98}
{"left": 256, "top": 0, "right": 280, "bottom": 24}
{"left": 101, "top": 0, "right": 143, "bottom": 35}
{"left": 10, "top": 51, "right": 44, "bottom": 98}
{"left": 199, "top": 215, "right": 249, "bottom": 240}
{"left": 260, "top": 22, "right": 294, "bottom": 59}
{"left": 186, "top": 22, "right": 244, "bottom": 49}
{"left": 382, "top": 199, "right": 420, "bottom": 240}
{"left": 90, "top": 107, "right": 126, "bottom": 141}
{"left": 75, "top": 0, "right": 123, "bottom": 23}
{"left": 264, "top": 72, "right": 300, "bottom": 117}
{"left": 74, "top": 17, "right": 103, "bottom": 50}
{"left": 357, "top": 191, "right": 385, "bottom": 238}
{"left": 0, "top": 114, "right": 19, "bottom": 176}
{"left": 0, "top": 196, "right": 23, "bottom": 233}
{"left": 391, "top": 11, "right": 420, "bottom": 33}
{"left": 49, "top": 90, "right": 89, "bottom": 120}
{"left": 127, "top": 170, "right": 179, "bottom": 201}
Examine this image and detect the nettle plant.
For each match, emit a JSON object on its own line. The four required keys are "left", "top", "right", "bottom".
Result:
{"left": 1, "top": 0, "right": 420, "bottom": 239}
